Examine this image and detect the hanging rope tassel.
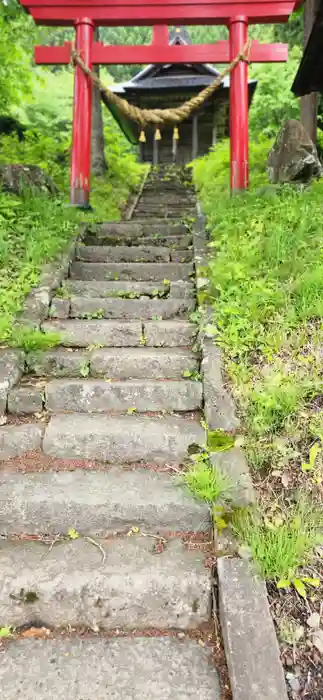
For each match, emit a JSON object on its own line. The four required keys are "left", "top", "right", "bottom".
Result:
{"left": 139, "top": 130, "right": 146, "bottom": 143}
{"left": 172, "top": 126, "right": 180, "bottom": 162}
{"left": 155, "top": 128, "right": 162, "bottom": 141}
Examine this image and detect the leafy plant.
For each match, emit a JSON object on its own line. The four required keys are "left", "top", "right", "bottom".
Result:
{"left": 231, "top": 500, "right": 323, "bottom": 584}
{"left": 182, "top": 368, "right": 201, "bottom": 382}
{"left": 8, "top": 328, "right": 61, "bottom": 352}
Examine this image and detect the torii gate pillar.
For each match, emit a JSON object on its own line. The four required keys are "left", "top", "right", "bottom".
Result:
{"left": 229, "top": 16, "right": 249, "bottom": 191}
{"left": 70, "top": 17, "right": 94, "bottom": 208}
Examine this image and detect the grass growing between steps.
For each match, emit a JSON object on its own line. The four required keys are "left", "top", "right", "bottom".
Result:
{"left": 0, "top": 130, "right": 144, "bottom": 346}
{"left": 192, "top": 145, "right": 323, "bottom": 681}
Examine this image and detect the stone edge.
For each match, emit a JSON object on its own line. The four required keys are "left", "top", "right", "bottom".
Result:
{"left": 192, "top": 210, "right": 254, "bottom": 507}
{"left": 0, "top": 224, "right": 84, "bottom": 422}
{"left": 217, "top": 557, "right": 288, "bottom": 700}
{"left": 194, "top": 207, "right": 288, "bottom": 698}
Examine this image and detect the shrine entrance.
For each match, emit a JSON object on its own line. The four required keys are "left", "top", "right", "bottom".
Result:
{"left": 19, "top": 0, "right": 298, "bottom": 206}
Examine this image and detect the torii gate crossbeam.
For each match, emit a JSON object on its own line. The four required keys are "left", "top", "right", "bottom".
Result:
{"left": 19, "top": 0, "right": 296, "bottom": 206}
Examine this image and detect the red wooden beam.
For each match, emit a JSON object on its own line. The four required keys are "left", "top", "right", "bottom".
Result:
{"left": 35, "top": 40, "right": 288, "bottom": 64}
{"left": 21, "top": 1, "right": 297, "bottom": 25}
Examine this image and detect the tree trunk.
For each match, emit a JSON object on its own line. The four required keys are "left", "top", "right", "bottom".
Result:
{"left": 91, "top": 29, "right": 108, "bottom": 176}
{"left": 301, "top": 0, "right": 319, "bottom": 143}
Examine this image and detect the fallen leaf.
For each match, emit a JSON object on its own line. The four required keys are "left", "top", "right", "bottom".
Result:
{"left": 281, "top": 472, "right": 290, "bottom": 488}
{"left": 307, "top": 612, "right": 320, "bottom": 629}
{"left": 67, "top": 527, "right": 79, "bottom": 540}
{"left": 312, "top": 630, "right": 323, "bottom": 655}
{"left": 20, "top": 627, "right": 51, "bottom": 639}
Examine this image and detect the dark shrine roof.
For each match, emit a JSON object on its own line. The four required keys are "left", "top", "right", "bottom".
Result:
{"left": 111, "top": 26, "right": 231, "bottom": 95}
{"left": 107, "top": 26, "right": 256, "bottom": 143}
{"left": 292, "top": 1, "right": 323, "bottom": 96}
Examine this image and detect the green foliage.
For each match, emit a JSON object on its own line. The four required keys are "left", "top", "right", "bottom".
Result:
{"left": 248, "top": 47, "right": 301, "bottom": 138}
{"left": 192, "top": 140, "right": 271, "bottom": 194}
{"left": 0, "top": 1, "right": 35, "bottom": 112}
{"left": 9, "top": 328, "right": 61, "bottom": 352}
{"left": 0, "top": 192, "right": 78, "bottom": 343}
{"left": 232, "top": 500, "right": 323, "bottom": 584}
{"left": 183, "top": 452, "right": 233, "bottom": 505}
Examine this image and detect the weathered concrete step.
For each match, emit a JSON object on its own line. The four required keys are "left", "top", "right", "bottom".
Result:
{"left": 43, "top": 379, "right": 202, "bottom": 413}
{"left": 68, "top": 296, "right": 194, "bottom": 320}
{"left": 95, "top": 220, "right": 188, "bottom": 236}
{"left": 63, "top": 279, "right": 194, "bottom": 299}
{"left": 43, "top": 414, "right": 204, "bottom": 463}
{"left": 0, "top": 638, "right": 220, "bottom": 700}
{"left": 0, "top": 468, "right": 209, "bottom": 535}
{"left": 90, "top": 347, "right": 199, "bottom": 379}
{"left": 0, "top": 537, "right": 210, "bottom": 629}
{"left": 42, "top": 320, "right": 197, "bottom": 348}
{"left": 42, "top": 319, "right": 142, "bottom": 347}
{"left": 76, "top": 243, "right": 172, "bottom": 263}
{"left": 70, "top": 261, "right": 194, "bottom": 282}
{"left": 86, "top": 234, "right": 192, "bottom": 249}
{"left": 27, "top": 348, "right": 199, "bottom": 380}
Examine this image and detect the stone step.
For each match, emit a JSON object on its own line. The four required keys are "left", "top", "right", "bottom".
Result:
{"left": 43, "top": 414, "right": 204, "bottom": 463}
{"left": 0, "top": 467, "right": 209, "bottom": 535}
{"left": 96, "top": 221, "right": 188, "bottom": 236}
{"left": 42, "top": 320, "right": 197, "bottom": 348}
{"left": 27, "top": 348, "right": 199, "bottom": 380}
{"left": 85, "top": 233, "right": 192, "bottom": 248}
{"left": 0, "top": 537, "right": 210, "bottom": 629}
{"left": 70, "top": 261, "right": 193, "bottom": 282}
{"left": 90, "top": 347, "right": 199, "bottom": 379}
{"left": 42, "top": 379, "right": 202, "bottom": 413}
{"left": 68, "top": 296, "right": 194, "bottom": 320}
{"left": 76, "top": 243, "right": 172, "bottom": 263}
{"left": 63, "top": 280, "right": 195, "bottom": 299}
{"left": 0, "top": 637, "right": 220, "bottom": 700}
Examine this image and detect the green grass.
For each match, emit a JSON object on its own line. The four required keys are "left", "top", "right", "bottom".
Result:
{"left": 231, "top": 501, "right": 323, "bottom": 583}
{"left": 192, "top": 144, "right": 323, "bottom": 459}
{"left": 183, "top": 455, "right": 234, "bottom": 505}
{"left": 192, "top": 141, "right": 323, "bottom": 583}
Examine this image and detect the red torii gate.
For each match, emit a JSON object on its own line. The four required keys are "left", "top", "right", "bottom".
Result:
{"left": 20, "top": 0, "right": 297, "bottom": 207}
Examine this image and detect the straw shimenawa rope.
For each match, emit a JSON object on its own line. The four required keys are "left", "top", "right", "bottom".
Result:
{"left": 71, "top": 40, "right": 251, "bottom": 128}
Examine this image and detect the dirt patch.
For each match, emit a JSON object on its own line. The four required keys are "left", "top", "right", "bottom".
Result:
{"left": 0, "top": 450, "right": 187, "bottom": 473}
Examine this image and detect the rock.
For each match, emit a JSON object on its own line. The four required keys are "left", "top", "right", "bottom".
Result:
{"left": 312, "top": 629, "right": 323, "bottom": 654}
{"left": 0, "top": 164, "right": 58, "bottom": 196}
{"left": 268, "top": 120, "right": 322, "bottom": 184}
{"left": 307, "top": 612, "right": 320, "bottom": 629}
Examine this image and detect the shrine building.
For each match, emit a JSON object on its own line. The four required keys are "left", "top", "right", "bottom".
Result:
{"left": 108, "top": 27, "right": 257, "bottom": 164}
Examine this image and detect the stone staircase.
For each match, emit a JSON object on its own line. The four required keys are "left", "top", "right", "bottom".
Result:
{"left": 0, "top": 168, "right": 221, "bottom": 698}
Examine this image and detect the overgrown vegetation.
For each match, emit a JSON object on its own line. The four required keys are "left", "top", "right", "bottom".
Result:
{"left": 192, "top": 144, "right": 323, "bottom": 590}
{"left": 0, "top": 6, "right": 143, "bottom": 345}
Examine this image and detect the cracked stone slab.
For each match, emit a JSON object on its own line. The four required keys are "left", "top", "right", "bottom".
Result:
{"left": 43, "top": 414, "right": 204, "bottom": 464}
{"left": 0, "top": 637, "right": 220, "bottom": 700}
{"left": 201, "top": 340, "right": 240, "bottom": 431}
{"left": 49, "top": 297, "right": 70, "bottom": 318}
{"left": 42, "top": 320, "right": 142, "bottom": 347}
{"left": 144, "top": 321, "right": 197, "bottom": 347}
{"left": 76, "top": 244, "right": 171, "bottom": 263}
{"left": 90, "top": 347, "right": 199, "bottom": 380}
{"left": 0, "top": 350, "right": 24, "bottom": 414}
{"left": 0, "top": 537, "right": 211, "bottom": 629}
{"left": 45, "top": 379, "right": 202, "bottom": 413}
{"left": 218, "top": 557, "right": 288, "bottom": 700}
{"left": 0, "top": 423, "right": 43, "bottom": 461}
{"left": 0, "top": 467, "right": 210, "bottom": 535}
{"left": 64, "top": 280, "right": 170, "bottom": 298}
{"left": 26, "top": 349, "right": 89, "bottom": 377}
{"left": 70, "top": 261, "right": 193, "bottom": 282}
{"left": 7, "top": 386, "right": 44, "bottom": 414}
{"left": 69, "top": 296, "right": 193, "bottom": 320}
{"left": 211, "top": 448, "right": 255, "bottom": 507}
